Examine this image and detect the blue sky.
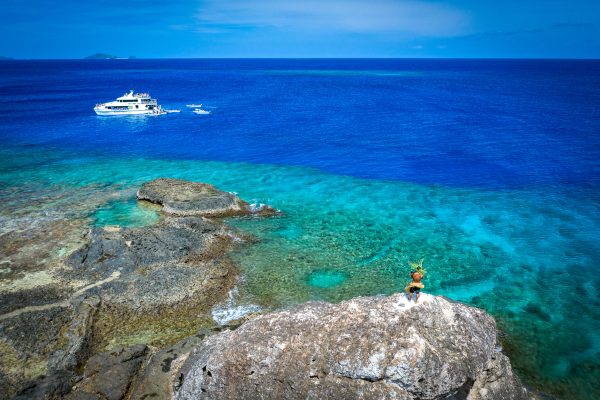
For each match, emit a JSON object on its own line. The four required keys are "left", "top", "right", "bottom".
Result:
{"left": 1, "top": 0, "right": 599, "bottom": 58}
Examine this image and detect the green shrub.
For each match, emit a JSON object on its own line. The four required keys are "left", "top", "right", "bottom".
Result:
{"left": 409, "top": 258, "right": 427, "bottom": 276}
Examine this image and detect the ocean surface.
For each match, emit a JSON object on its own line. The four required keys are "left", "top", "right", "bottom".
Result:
{"left": 1, "top": 59, "right": 599, "bottom": 399}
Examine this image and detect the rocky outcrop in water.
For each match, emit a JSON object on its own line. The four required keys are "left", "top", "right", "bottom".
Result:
{"left": 61, "top": 177, "right": 278, "bottom": 315}
{"left": 175, "top": 294, "right": 529, "bottom": 400}
{"left": 137, "top": 178, "right": 275, "bottom": 217}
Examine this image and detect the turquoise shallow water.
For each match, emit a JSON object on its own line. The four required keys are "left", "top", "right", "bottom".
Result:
{"left": 1, "top": 147, "right": 599, "bottom": 398}
{"left": 93, "top": 199, "right": 160, "bottom": 228}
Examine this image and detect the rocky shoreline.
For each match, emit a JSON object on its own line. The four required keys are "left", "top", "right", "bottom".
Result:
{"left": 1, "top": 179, "right": 532, "bottom": 399}
{"left": 1, "top": 178, "right": 275, "bottom": 397}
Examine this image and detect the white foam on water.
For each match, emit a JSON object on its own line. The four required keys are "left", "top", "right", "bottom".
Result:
{"left": 249, "top": 202, "right": 269, "bottom": 213}
{"left": 211, "top": 286, "right": 263, "bottom": 325}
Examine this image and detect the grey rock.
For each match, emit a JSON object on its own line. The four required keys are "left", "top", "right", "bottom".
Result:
{"left": 468, "top": 352, "right": 528, "bottom": 400}
{"left": 64, "top": 392, "right": 103, "bottom": 400}
{"left": 6, "top": 296, "right": 99, "bottom": 399}
{"left": 137, "top": 178, "right": 252, "bottom": 217}
{"left": 30, "top": 345, "right": 151, "bottom": 400}
{"left": 0, "top": 306, "right": 70, "bottom": 359}
{"left": 70, "top": 344, "right": 148, "bottom": 400}
{"left": 0, "top": 371, "right": 11, "bottom": 399}
{"left": 68, "top": 216, "right": 219, "bottom": 277}
{"left": 14, "top": 369, "right": 77, "bottom": 400}
{"left": 0, "top": 304, "right": 71, "bottom": 398}
{"left": 129, "top": 325, "right": 250, "bottom": 400}
{"left": 64, "top": 216, "right": 237, "bottom": 311}
{"left": 0, "top": 215, "right": 88, "bottom": 281}
{"left": 0, "top": 284, "right": 69, "bottom": 316}
{"left": 48, "top": 296, "right": 100, "bottom": 372}
{"left": 129, "top": 332, "right": 211, "bottom": 400}
{"left": 176, "top": 294, "right": 528, "bottom": 400}
{"left": 137, "top": 178, "right": 277, "bottom": 217}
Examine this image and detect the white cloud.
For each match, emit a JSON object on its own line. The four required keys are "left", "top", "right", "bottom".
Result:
{"left": 194, "top": 0, "right": 469, "bottom": 36}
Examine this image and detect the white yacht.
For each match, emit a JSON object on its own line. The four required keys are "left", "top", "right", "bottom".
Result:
{"left": 94, "top": 90, "right": 165, "bottom": 115}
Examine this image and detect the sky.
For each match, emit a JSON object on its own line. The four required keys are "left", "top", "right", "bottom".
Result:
{"left": 1, "top": 0, "right": 599, "bottom": 58}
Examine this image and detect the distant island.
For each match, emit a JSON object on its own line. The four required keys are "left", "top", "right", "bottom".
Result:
{"left": 84, "top": 53, "right": 136, "bottom": 60}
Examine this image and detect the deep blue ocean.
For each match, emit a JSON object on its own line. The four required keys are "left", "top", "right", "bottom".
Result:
{"left": 1, "top": 59, "right": 599, "bottom": 398}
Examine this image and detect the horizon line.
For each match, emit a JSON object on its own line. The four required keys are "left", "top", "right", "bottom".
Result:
{"left": 2, "top": 56, "right": 600, "bottom": 61}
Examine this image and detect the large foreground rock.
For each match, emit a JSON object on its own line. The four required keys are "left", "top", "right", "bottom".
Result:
{"left": 176, "top": 294, "right": 529, "bottom": 400}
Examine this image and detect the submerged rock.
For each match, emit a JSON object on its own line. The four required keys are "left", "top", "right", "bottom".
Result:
{"left": 137, "top": 178, "right": 275, "bottom": 217}
{"left": 175, "top": 294, "right": 529, "bottom": 400}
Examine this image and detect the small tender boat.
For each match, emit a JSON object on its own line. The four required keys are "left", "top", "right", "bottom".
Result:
{"left": 193, "top": 108, "right": 211, "bottom": 115}
{"left": 186, "top": 104, "right": 203, "bottom": 108}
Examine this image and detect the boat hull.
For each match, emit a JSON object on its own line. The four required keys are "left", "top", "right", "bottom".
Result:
{"left": 94, "top": 108, "right": 157, "bottom": 116}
